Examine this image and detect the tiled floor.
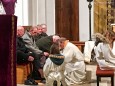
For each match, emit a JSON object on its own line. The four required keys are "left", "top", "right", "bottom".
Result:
{"left": 17, "top": 63, "right": 111, "bottom": 86}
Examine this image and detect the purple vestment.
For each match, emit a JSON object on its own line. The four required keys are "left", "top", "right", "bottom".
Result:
{"left": 1, "top": 0, "right": 16, "bottom": 15}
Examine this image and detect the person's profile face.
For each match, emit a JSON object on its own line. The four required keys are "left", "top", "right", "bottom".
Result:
{"left": 30, "top": 28, "right": 38, "bottom": 36}
{"left": 41, "top": 24, "right": 47, "bottom": 33}
{"left": 59, "top": 41, "right": 64, "bottom": 49}
{"left": 113, "top": 26, "right": 115, "bottom": 32}
{"left": 37, "top": 28, "right": 42, "bottom": 34}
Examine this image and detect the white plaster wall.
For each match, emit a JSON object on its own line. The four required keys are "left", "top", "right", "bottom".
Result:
{"left": 15, "top": 0, "right": 28, "bottom": 26}
{"left": 45, "top": 0, "right": 55, "bottom": 35}
{"left": 15, "top": 0, "right": 23, "bottom": 25}
{"left": 79, "top": 0, "right": 94, "bottom": 41}
{"left": 37, "top": 0, "right": 46, "bottom": 24}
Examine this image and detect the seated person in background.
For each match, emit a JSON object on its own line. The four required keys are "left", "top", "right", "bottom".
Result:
{"left": 43, "top": 43, "right": 67, "bottom": 86}
{"left": 34, "top": 24, "right": 48, "bottom": 42}
{"left": 59, "top": 37, "right": 86, "bottom": 85}
{"left": 17, "top": 26, "right": 49, "bottom": 81}
{"left": 93, "top": 30, "right": 115, "bottom": 70}
{"left": 41, "top": 24, "right": 48, "bottom": 36}
{"left": 17, "top": 27, "right": 38, "bottom": 85}
{"left": 36, "top": 35, "right": 60, "bottom": 53}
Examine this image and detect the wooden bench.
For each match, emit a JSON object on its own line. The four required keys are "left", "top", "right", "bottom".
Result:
{"left": 70, "top": 41, "right": 85, "bottom": 52}
{"left": 96, "top": 65, "right": 114, "bottom": 86}
{"left": 16, "top": 63, "right": 31, "bottom": 84}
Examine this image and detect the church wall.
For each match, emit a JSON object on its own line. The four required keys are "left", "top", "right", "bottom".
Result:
{"left": 79, "top": 0, "right": 94, "bottom": 41}
{"left": 15, "top": 0, "right": 29, "bottom": 25}
{"left": 15, "top": 0, "right": 94, "bottom": 41}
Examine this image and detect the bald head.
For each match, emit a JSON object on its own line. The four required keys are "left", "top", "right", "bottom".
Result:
{"left": 17, "top": 26, "right": 25, "bottom": 37}
{"left": 53, "top": 35, "right": 60, "bottom": 43}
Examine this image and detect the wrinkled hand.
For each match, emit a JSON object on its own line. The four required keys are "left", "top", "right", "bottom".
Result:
{"left": 43, "top": 52, "right": 49, "bottom": 56}
{"left": 28, "top": 56, "right": 34, "bottom": 61}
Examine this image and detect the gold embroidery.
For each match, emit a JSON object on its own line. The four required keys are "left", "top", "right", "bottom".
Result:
{"left": 11, "top": 16, "right": 15, "bottom": 86}
{"left": 49, "top": 54, "right": 64, "bottom": 58}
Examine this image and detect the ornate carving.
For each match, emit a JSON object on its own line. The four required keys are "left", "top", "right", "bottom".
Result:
{"left": 94, "top": 0, "right": 115, "bottom": 33}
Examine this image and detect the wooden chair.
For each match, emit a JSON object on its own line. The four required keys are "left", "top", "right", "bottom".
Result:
{"left": 96, "top": 65, "right": 114, "bottom": 86}
{"left": 23, "top": 26, "right": 32, "bottom": 31}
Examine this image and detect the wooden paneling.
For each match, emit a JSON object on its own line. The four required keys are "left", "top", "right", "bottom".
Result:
{"left": 55, "top": 0, "right": 79, "bottom": 41}
{"left": 71, "top": 41, "right": 85, "bottom": 52}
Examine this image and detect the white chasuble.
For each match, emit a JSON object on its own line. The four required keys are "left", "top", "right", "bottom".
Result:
{"left": 61, "top": 42, "right": 86, "bottom": 85}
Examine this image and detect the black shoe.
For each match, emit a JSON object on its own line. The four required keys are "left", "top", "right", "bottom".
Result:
{"left": 29, "top": 78, "right": 38, "bottom": 85}
{"left": 53, "top": 80, "right": 57, "bottom": 86}
{"left": 24, "top": 79, "right": 33, "bottom": 85}
{"left": 40, "top": 78, "right": 46, "bottom": 83}
{"left": 40, "top": 79, "right": 46, "bottom": 84}
{"left": 24, "top": 78, "right": 38, "bottom": 85}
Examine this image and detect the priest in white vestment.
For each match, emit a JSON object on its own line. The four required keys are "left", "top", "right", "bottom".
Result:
{"left": 59, "top": 37, "right": 86, "bottom": 85}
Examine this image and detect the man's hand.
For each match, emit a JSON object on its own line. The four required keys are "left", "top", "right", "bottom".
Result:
{"left": 43, "top": 52, "right": 49, "bottom": 56}
{"left": 28, "top": 56, "right": 34, "bottom": 61}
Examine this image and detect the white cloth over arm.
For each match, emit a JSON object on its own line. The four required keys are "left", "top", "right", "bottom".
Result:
{"left": 84, "top": 41, "right": 95, "bottom": 63}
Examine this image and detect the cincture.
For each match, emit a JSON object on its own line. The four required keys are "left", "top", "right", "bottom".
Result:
{"left": 49, "top": 54, "right": 64, "bottom": 58}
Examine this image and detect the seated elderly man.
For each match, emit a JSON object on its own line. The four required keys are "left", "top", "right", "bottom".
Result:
{"left": 17, "top": 26, "right": 49, "bottom": 82}
{"left": 41, "top": 24, "right": 48, "bottom": 35}
{"left": 34, "top": 24, "right": 48, "bottom": 42}
{"left": 17, "top": 27, "right": 38, "bottom": 85}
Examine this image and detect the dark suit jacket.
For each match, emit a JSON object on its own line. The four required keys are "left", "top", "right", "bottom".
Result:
{"left": 34, "top": 32, "right": 48, "bottom": 42}
{"left": 16, "top": 37, "right": 29, "bottom": 64}
{"left": 36, "top": 36, "right": 53, "bottom": 53}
